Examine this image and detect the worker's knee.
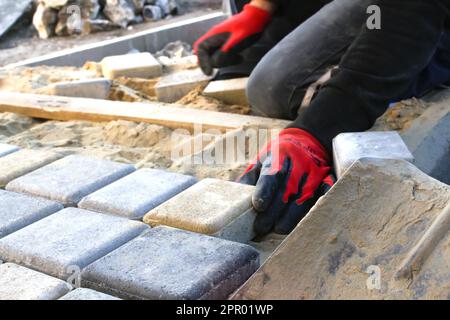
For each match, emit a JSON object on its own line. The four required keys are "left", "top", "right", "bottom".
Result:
{"left": 247, "top": 67, "right": 294, "bottom": 120}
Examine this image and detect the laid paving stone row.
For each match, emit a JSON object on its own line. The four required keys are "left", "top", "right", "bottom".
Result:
{"left": 101, "top": 52, "right": 163, "bottom": 79}
{"left": 0, "top": 207, "right": 148, "bottom": 280}
{"left": 143, "top": 178, "right": 257, "bottom": 243}
{"left": 0, "top": 263, "right": 70, "bottom": 300}
{"left": 0, "top": 190, "right": 63, "bottom": 239}
{"left": 0, "top": 143, "right": 20, "bottom": 157}
{"left": 59, "top": 288, "right": 121, "bottom": 300}
{"left": 79, "top": 169, "right": 197, "bottom": 220}
{"left": 332, "top": 131, "right": 414, "bottom": 178}
{"left": 0, "top": 149, "right": 64, "bottom": 188}
{"left": 6, "top": 155, "right": 135, "bottom": 206}
{"left": 81, "top": 226, "right": 260, "bottom": 300}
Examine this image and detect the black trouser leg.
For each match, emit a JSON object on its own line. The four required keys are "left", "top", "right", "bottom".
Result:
{"left": 291, "top": 0, "right": 449, "bottom": 152}
{"left": 247, "top": 0, "right": 371, "bottom": 118}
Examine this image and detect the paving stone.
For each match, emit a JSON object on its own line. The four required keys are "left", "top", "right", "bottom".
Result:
{"left": 232, "top": 158, "right": 450, "bottom": 300}
{"left": 143, "top": 178, "right": 256, "bottom": 243}
{"left": 0, "top": 143, "right": 19, "bottom": 157}
{"left": 0, "top": 263, "right": 70, "bottom": 300}
{"left": 332, "top": 131, "right": 414, "bottom": 178}
{"left": 157, "top": 55, "right": 198, "bottom": 73}
{"left": 0, "top": 190, "right": 63, "bottom": 239}
{"left": 0, "top": 0, "right": 32, "bottom": 38}
{"left": 6, "top": 155, "right": 135, "bottom": 206}
{"left": 401, "top": 92, "right": 450, "bottom": 185}
{"left": 0, "top": 149, "right": 63, "bottom": 188}
{"left": 79, "top": 169, "right": 197, "bottom": 220}
{"left": 203, "top": 77, "right": 249, "bottom": 106}
{"left": 81, "top": 226, "right": 260, "bottom": 300}
{"left": 155, "top": 69, "right": 214, "bottom": 103}
{"left": 0, "top": 207, "right": 148, "bottom": 280}
{"left": 101, "top": 52, "right": 163, "bottom": 79}
{"left": 59, "top": 288, "right": 121, "bottom": 300}
{"left": 47, "top": 78, "right": 112, "bottom": 100}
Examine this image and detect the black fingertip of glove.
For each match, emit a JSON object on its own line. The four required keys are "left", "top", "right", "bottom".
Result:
{"left": 253, "top": 183, "right": 288, "bottom": 237}
{"left": 211, "top": 50, "right": 243, "bottom": 69}
{"left": 273, "top": 199, "right": 314, "bottom": 235}
{"left": 196, "top": 33, "right": 230, "bottom": 75}
{"left": 252, "top": 158, "right": 289, "bottom": 213}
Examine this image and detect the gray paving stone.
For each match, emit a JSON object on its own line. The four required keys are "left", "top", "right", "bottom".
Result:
{"left": 47, "top": 78, "right": 112, "bottom": 100}
{"left": 6, "top": 155, "right": 135, "bottom": 206}
{"left": 0, "top": 263, "right": 70, "bottom": 300}
{"left": 143, "top": 178, "right": 257, "bottom": 243}
{"left": 203, "top": 77, "right": 249, "bottom": 106}
{"left": 333, "top": 131, "right": 414, "bottom": 179}
{"left": 155, "top": 69, "right": 214, "bottom": 103}
{"left": 0, "top": 190, "right": 63, "bottom": 239}
{"left": 401, "top": 92, "right": 450, "bottom": 185}
{"left": 81, "top": 227, "right": 260, "bottom": 300}
{"left": 0, "top": 143, "right": 19, "bottom": 157}
{"left": 0, "top": 208, "right": 148, "bottom": 280}
{"left": 59, "top": 288, "right": 121, "bottom": 300}
{"left": 101, "top": 52, "right": 163, "bottom": 79}
{"left": 0, "top": 149, "right": 64, "bottom": 188}
{"left": 79, "top": 169, "right": 197, "bottom": 220}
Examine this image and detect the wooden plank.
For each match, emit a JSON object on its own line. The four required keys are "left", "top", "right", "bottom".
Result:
{"left": 0, "top": 92, "right": 290, "bottom": 132}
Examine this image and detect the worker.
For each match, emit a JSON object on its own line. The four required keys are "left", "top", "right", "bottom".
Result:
{"left": 194, "top": 0, "right": 450, "bottom": 236}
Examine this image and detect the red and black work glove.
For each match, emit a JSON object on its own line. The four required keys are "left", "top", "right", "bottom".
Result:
{"left": 239, "top": 128, "right": 335, "bottom": 236}
{"left": 194, "top": 4, "right": 272, "bottom": 75}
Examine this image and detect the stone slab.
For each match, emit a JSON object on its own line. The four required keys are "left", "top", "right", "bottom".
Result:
{"left": 6, "top": 155, "right": 135, "bottom": 206}
{"left": 101, "top": 52, "right": 163, "bottom": 79}
{"left": 0, "top": 263, "right": 70, "bottom": 300}
{"left": 0, "top": 149, "right": 64, "bottom": 188}
{"left": 144, "top": 178, "right": 257, "bottom": 243}
{"left": 233, "top": 158, "right": 450, "bottom": 300}
{"left": 157, "top": 55, "right": 198, "bottom": 73}
{"left": 0, "top": 0, "right": 32, "bottom": 38}
{"left": 47, "top": 78, "right": 112, "bottom": 100}
{"left": 59, "top": 288, "right": 121, "bottom": 300}
{"left": 79, "top": 169, "right": 197, "bottom": 220}
{"left": 0, "top": 207, "right": 148, "bottom": 280}
{"left": 401, "top": 92, "right": 450, "bottom": 185}
{"left": 332, "top": 131, "right": 414, "bottom": 179}
{"left": 155, "top": 69, "right": 214, "bottom": 103}
{"left": 0, "top": 143, "right": 19, "bottom": 157}
{"left": 0, "top": 190, "right": 63, "bottom": 239}
{"left": 203, "top": 77, "right": 249, "bottom": 106}
{"left": 81, "top": 226, "right": 260, "bottom": 300}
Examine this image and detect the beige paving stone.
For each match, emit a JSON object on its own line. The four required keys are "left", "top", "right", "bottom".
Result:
{"left": 0, "top": 149, "right": 64, "bottom": 188}
{"left": 46, "top": 78, "right": 112, "bottom": 100}
{"left": 0, "top": 263, "right": 70, "bottom": 300}
{"left": 101, "top": 52, "right": 163, "bottom": 79}
{"left": 155, "top": 69, "right": 214, "bottom": 103}
{"left": 203, "top": 77, "right": 249, "bottom": 106}
{"left": 144, "top": 178, "right": 256, "bottom": 243}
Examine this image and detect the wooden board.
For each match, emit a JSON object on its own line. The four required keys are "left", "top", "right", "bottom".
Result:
{"left": 0, "top": 92, "right": 290, "bottom": 132}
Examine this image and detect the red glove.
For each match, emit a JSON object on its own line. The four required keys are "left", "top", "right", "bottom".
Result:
{"left": 239, "top": 128, "right": 335, "bottom": 236}
{"left": 194, "top": 4, "right": 272, "bottom": 75}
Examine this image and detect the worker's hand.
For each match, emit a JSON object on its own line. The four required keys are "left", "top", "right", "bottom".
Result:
{"left": 194, "top": 4, "right": 272, "bottom": 75}
{"left": 239, "top": 128, "right": 335, "bottom": 236}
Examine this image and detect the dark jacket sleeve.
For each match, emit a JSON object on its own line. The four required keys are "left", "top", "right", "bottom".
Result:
{"left": 289, "top": 0, "right": 449, "bottom": 153}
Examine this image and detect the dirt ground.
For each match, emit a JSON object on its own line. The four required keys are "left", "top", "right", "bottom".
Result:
{"left": 0, "top": 5, "right": 220, "bottom": 67}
